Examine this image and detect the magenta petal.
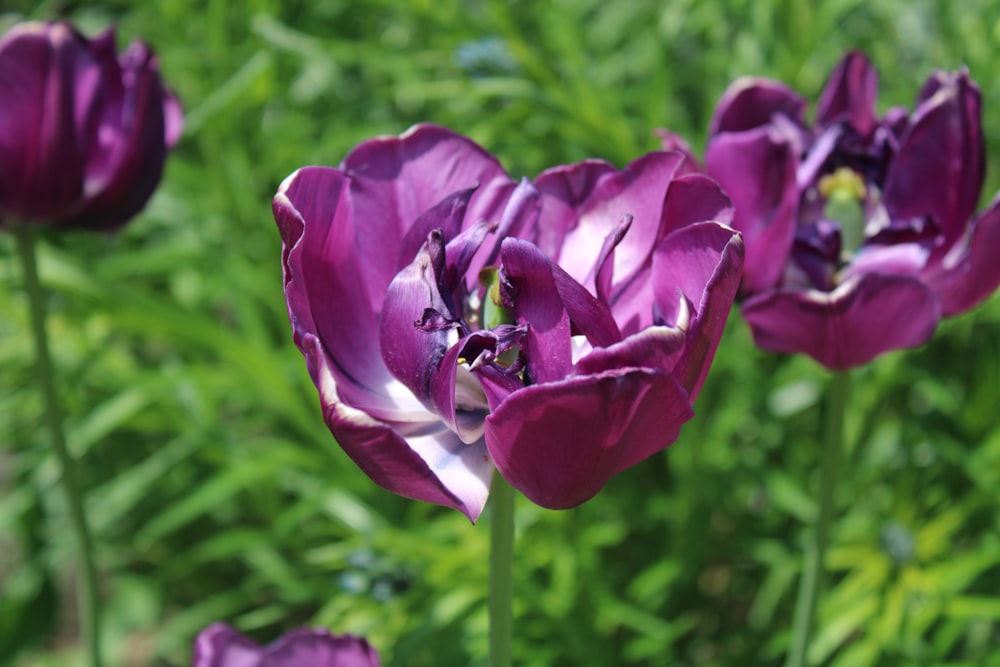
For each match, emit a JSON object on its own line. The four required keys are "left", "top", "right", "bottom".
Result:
{"left": 883, "top": 71, "right": 984, "bottom": 246}
{"left": 574, "top": 326, "right": 686, "bottom": 377}
{"left": 341, "top": 123, "right": 513, "bottom": 295}
{"left": 660, "top": 173, "right": 734, "bottom": 236}
{"left": 705, "top": 127, "right": 798, "bottom": 293}
{"left": 741, "top": 274, "right": 941, "bottom": 370}
{"left": 654, "top": 128, "right": 702, "bottom": 172}
{"left": 709, "top": 77, "right": 808, "bottom": 135}
{"left": 499, "top": 238, "right": 573, "bottom": 384}
{"left": 557, "top": 151, "right": 686, "bottom": 289}
{"left": 193, "top": 622, "right": 381, "bottom": 667}
{"left": 304, "top": 335, "right": 493, "bottom": 522}
{"left": 816, "top": 51, "right": 879, "bottom": 136}
{"left": 924, "top": 197, "right": 1000, "bottom": 316}
{"left": 652, "top": 222, "right": 744, "bottom": 398}
{"left": 275, "top": 167, "right": 387, "bottom": 394}
{"left": 534, "top": 159, "right": 617, "bottom": 258}
{"left": 193, "top": 623, "right": 260, "bottom": 667}
{"left": 485, "top": 369, "right": 693, "bottom": 509}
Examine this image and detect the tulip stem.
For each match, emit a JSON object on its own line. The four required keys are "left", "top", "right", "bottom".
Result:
{"left": 784, "top": 370, "right": 850, "bottom": 667}
{"left": 14, "top": 224, "right": 103, "bottom": 667}
{"left": 489, "top": 474, "right": 515, "bottom": 667}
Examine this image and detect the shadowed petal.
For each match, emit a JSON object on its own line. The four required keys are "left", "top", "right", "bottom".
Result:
{"left": 709, "top": 77, "right": 807, "bottom": 135}
{"left": 484, "top": 369, "right": 692, "bottom": 509}
{"left": 499, "top": 238, "right": 572, "bottom": 385}
{"left": 741, "top": 274, "right": 940, "bottom": 370}
{"left": 816, "top": 51, "right": 879, "bottom": 136}
{"left": 0, "top": 23, "right": 91, "bottom": 219}
{"left": 66, "top": 40, "right": 170, "bottom": 230}
{"left": 923, "top": 197, "right": 1000, "bottom": 316}
{"left": 883, "top": 71, "right": 984, "bottom": 248}
{"left": 705, "top": 126, "right": 797, "bottom": 293}
{"left": 381, "top": 230, "right": 456, "bottom": 406}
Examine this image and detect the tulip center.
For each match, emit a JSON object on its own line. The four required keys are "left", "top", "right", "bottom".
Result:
{"left": 819, "top": 167, "right": 868, "bottom": 262}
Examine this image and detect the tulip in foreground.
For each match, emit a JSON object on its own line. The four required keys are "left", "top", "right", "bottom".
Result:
{"left": 274, "top": 124, "right": 744, "bottom": 521}
{"left": 193, "top": 623, "right": 380, "bottom": 667}
{"left": 0, "top": 21, "right": 182, "bottom": 231}
{"left": 684, "top": 51, "right": 1000, "bottom": 369}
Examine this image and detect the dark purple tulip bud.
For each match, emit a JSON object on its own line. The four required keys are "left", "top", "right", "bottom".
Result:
{"left": 193, "top": 623, "right": 381, "bottom": 667}
{"left": 680, "top": 52, "right": 1000, "bottom": 370}
{"left": 274, "top": 124, "right": 744, "bottom": 519}
{"left": 0, "top": 21, "right": 182, "bottom": 231}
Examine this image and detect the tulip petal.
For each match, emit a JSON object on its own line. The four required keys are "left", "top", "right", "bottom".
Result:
{"left": 67, "top": 40, "right": 171, "bottom": 230}
{"left": 816, "top": 51, "right": 879, "bottom": 136}
{"left": 275, "top": 167, "right": 387, "bottom": 397}
{"left": 193, "top": 622, "right": 381, "bottom": 667}
{"left": 499, "top": 238, "right": 573, "bottom": 385}
{"left": 341, "top": 123, "right": 514, "bottom": 298}
{"left": 883, "top": 71, "right": 984, "bottom": 247}
{"left": 534, "top": 159, "right": 617, "bottom": 258}
{"left": 741, "top": 274, "right": 940, "bottom": 370}
{"left": 305, "top": 334, "right": 493, "bottom": 522}
{"left": 557, "top": 151, "right": 686, "bottom": 290}
{"left": 705, "top": 127, "right": 797, "bottom": 293}
{"left": 0, "top": 23, "right": 90, "bottom": 219}
{"left": 484, "top": 369, "right": 692, "bottom": 509}
{"left": 653, "top": 221, "right": 744, "bottom": 398}
{"left": 397, "top": 186, "right": 476, "bottom": 270}
{"left": 709, "top": 77, "right": 807, "bottom": 135}
{"left": 574, "top": 325, "right": 686, "bottom": 377}
{"left": 923, "top": 197, "right": 1000, "bottom": 316}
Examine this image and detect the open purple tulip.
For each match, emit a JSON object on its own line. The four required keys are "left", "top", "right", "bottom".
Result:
{"left": 193, "top": 623, "right": 380, "bottom": 667}
{"left": 274, "top": 124, "right": 744, "bottom": 521}
{"left": 0, "top": 21, "right": 182, "bottom": 231}
{"left": 683, "top": 51, "right": 1000, "bottom": 370}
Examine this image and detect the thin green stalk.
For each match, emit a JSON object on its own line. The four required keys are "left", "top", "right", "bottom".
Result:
{"left": 14, "top": 224, "right": 103, "bottom": 667}
{"left": 784, "top": 370, "right": 850, "bottom": 667}
{"left": 489, "top": 474, "right": 515, "bottom": 667}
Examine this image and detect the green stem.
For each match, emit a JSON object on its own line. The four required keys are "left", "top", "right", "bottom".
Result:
{"left": 784, "top": 370, "right": 850, "bottom": 667}
{"left": 489, "top": 474, "right": 515, "bottom": 667}
{"left": 14, "top": 225, "right": 103, "bottom": 667}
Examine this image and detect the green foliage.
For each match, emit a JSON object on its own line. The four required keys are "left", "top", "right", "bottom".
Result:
{"left": 2, "top": 0, "right": 999, "bottom": 665}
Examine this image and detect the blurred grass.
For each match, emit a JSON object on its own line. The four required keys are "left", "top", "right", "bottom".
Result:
{"left": 1, "top": 0, "right": 999, "bottom": 665}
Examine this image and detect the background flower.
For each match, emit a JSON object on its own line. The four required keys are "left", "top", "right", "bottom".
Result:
{"left": 0, "top": 21, "right": 182, "bottom": 231}
{"left": 193, "top": 623, "right": 380, "bottom": 667}
{"left": 275, "top": 124, "right": 743, "bottom": 519}
{"left": 687, "top": 51, "right": 1000, "bottom": 369}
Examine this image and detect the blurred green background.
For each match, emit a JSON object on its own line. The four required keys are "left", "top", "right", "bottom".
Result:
{"left": 2, "top": 0, "right": 1000, "bottom": 665}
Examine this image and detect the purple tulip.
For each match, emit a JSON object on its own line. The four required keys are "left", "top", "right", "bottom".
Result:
{"left": 274, "top": 124, "right": 744, "bottom": 520}
{"left": 193, "top": 623, "right": 380, "bottom": 667}
{"left": 0, "top": 21, "right": 182, "bottom": 231}
{"left": 684, "top": 51, "right": 1000, "bottom": 370}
